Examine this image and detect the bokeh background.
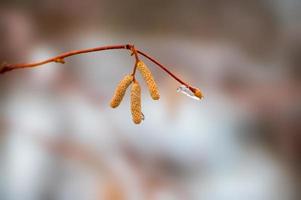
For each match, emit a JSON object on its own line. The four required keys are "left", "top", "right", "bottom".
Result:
{"left": 0, "top": 0, "right": 300, "bottom": 200}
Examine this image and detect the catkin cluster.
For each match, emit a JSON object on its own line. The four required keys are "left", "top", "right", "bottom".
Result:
{"left": 109, "top": 74, "right": 143, "bottom": 124}
{"left": 109, "top": 60, "right": 161, "bottom": 124}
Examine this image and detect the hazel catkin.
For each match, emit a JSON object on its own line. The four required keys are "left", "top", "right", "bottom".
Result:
{"left": 110, "top": 74, "right": 133, "bottom": 108}
{"left": 136, "top": 61, "right": 160, "bottom": 100}
{"left": 130, "top": 81, "right": 142, "bottom": 124}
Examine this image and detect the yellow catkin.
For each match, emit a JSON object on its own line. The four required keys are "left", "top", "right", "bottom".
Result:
{"left": 131, "top": 81, "right": 142, "bottom": 124}
{"left": 194, "top": 88, "right": 203, "bottom": 99}
{"left": 136, "top": 61, "right": 160, "bottom": 100}
{"left": 110, "top": 74, "right": 133, "bottom": 108}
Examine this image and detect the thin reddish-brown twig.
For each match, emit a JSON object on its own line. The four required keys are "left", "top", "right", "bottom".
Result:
{"left": 129, "top": 45, "right": 140, "bottom": 78}
{"left": 0, "top": 44, "right": 197, "bottom": 91}
{"left": 0, "top": 44, "right": 128, "bottom": 73}
{"left": 136, "top": 50, "right": 196, "bottom": 92}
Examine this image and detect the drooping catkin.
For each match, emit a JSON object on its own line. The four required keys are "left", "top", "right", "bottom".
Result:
{"left": 131, "top": 81, "right": 142, "bottom": 124}
{"left": 136, "top": 61, "right": 160, "bottom": 100}
{"left": 110, "top": 74, "right": 133, "bottom": 108}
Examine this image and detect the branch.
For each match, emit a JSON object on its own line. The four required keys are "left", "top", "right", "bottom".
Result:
{"left": 0, "top": 44, "right": 200, "bottom": 94}
{"left": 137, "top": 50, "right": 196, "bottom": 91}
{"left": 0, "top": 44, "right": 128, "bottom": 74}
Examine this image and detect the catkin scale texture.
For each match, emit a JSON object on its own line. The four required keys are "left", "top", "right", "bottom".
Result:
{"left": 136, "top": 61, "right": 160, "bottom": 100}
{"left": 131, "top": 81, "right": 142, "bottom": 124}
{"left": 110, "top": 75, "right": 133, "bottom": 108}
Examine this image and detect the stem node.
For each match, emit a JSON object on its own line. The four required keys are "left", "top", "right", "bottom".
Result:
{"left": 54, "top": 58, "right": 66, "bottom": 64}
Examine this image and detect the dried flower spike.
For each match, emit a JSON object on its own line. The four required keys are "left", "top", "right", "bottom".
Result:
{"left": 136, "top": 61, "right": 160, "bottom": 100}
{"left": 131, "top": 80, "right": 142, "bottom": 124}
{"left": 110, "top": 74, "right": 133, "bottom": 108}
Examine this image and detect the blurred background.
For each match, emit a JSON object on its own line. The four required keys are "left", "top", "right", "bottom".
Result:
{"left": 0, "top": 0, "right": 300, "bottom": 199}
